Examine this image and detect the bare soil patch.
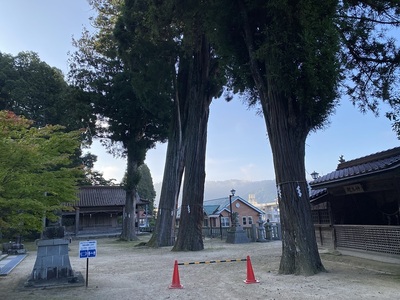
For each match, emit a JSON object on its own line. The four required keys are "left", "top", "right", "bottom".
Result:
{"left": 1, "top": 236, "right": 399, "bottom": 300}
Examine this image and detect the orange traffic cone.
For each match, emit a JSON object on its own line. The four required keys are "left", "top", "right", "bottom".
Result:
{"left": 244, "top": 255, "right": 259, "bottom": 284}
{"left": 169, "top": 260, "right": 183, "bottom": 289}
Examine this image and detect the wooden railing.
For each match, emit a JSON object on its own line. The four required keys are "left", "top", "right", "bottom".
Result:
{"left": 202, "top": 227, "right": 229, "bottom": 239}
{"left": 334, "top": 225, "right": 400, "bottom": 255}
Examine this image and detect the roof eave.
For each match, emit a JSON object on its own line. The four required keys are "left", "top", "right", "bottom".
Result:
{"left": 208, "top": 214, "right": 221, "bottom": 218}
{"left": 311, "top": 165, "right": 399, "bottom": 189}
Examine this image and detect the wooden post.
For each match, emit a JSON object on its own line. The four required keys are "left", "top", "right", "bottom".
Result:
{"left": 219, "top": 215, "right": 223, "bottom": 240}
{"left": 75, "top": 207, "right": 80, "bottom": 236}
{"left": 86, "top": 258, "right": 89, "bottom": 288}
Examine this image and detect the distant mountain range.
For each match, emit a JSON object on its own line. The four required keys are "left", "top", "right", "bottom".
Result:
{"left": 153, "top": 179, "right": 278, "bottom": 206}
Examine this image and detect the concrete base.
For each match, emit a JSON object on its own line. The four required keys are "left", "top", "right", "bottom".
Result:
{"left": 226, "top": 226, "right": 250, "bottom": 244}
{"left": 29, "top": 238, "right": 74, "bottom": 282}
{"left": 24, "top": 271, "right": 84, "bottom": 289}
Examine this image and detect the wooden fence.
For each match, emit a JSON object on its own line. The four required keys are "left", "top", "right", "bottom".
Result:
{"left": 202, "top": 223, "right": 281, "bottom": 241}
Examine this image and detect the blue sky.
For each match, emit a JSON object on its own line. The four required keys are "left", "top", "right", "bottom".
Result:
{"left": 1, "top": 0, "right": 399, "bottom": 184}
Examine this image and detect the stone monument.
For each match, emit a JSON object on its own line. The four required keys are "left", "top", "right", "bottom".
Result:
{"left": 264, "top": 219, "right": 272, "bottom": 241}
{"left": 226, "top": 213, "right": 250, "bottom": 244}
{"left": 25, "top": 224, "right": 82, "bottom": 287}
{"left": 256, "top": 215, "right": 267, "bottom": 242}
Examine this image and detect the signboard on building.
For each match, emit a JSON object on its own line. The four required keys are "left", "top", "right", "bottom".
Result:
{"left": 344, "top": 184, "right": 364, "bottom": 194}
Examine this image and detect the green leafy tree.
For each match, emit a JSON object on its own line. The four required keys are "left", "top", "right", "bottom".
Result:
{"left": 136, "top": 164, "right": 156, "bottom": 212}
{"left": 128, "top": 0, "right": 188, "bottom": 248}
{"left": 208, "top": 0, "right": 400, "bottom": 275}
{"left": 0, "top": 51, "right": 100, "bottom": 186}
{"left": 0, "top": 51, "right": 93, "bottom": 131}
{"left": 171, "top": 9, "right": 221, "bottom": 251}
{"left": 78, "top": 152, "right": 117, "bottom": 186}
{"left": 116, "top": 0, "right": 225, "bottom": 250}
{"left": 336, "top": 1, "right": 400, "bottom": 132}
{"left": 0, "top": 111, "right": 82, "bottom": 237}
{"left": 69, "top": 0, "right": 170, "bottom": 241}
{"left": 122, "top": 164, "right": 156, "bottom": 212}
{"left": 0, "top": 52, "right": 16, "bottom": 109}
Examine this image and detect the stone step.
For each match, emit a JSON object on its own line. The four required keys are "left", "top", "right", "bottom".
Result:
{"left": 0, "top": 254, "right": 27, "bottom": 276}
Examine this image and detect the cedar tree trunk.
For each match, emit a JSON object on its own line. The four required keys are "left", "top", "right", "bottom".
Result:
{"left": 121, "top": 144, "right": 139, "bottom": 241}
{"left": 173, "top": 34, "right": 213, "bottom": 251}
{"left": 261, "top": 85, "right": 324, "bottom": 275}
{"left": 147, "top": 99, "right": 186, "bottom": 247}
{"left": 147, "top": 48, "right": 193, "bottom": 247}
{"left": 237, "top": 0, "right": 328, "bottom": 274}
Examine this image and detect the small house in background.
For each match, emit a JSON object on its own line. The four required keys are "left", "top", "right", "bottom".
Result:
{"left": 203, "top": 195, "right": 265, "bottom": 229}
{"left": 176, "top": 195, "right": 265, "bottom": 238}
{"left": 309, "top": 147, "right": 400, "bottom": 260}
{"left": 62, "top": 186, "right": 150, "bottom": 236}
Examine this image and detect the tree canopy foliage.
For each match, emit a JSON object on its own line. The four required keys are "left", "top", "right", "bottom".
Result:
{"left": 69, "top": 0, "right": 171, "bottom": 155}
{"left": 122, "top": 163, "right": 156, "bottom": 212}
{"left": 0, "top": 51, "right": 93, "bottom": 131}
{"left": 78, "top": 152, "right": 118, "bottom": 186}
{"left": 205, "top": 0, "right": 400, "bottom": 275}
{"left": 336, "top": 1, "right": 400, "bottom": 133}
{"left": 110, "top": 0, "right": 400, "bottom": 258}
{"left": 0, "top": 111, "right": 83, "bottom": 237}
{"left": 69, "top": 0, "right": 171, "bottom": 240}
{"left": 114, "top": 0, "right": 226, "bottom": 250}
{"left": 0, "top": 50, "right": 112, "bottom": 186}
{"left": 66, "top": 0, "right": 400, "bottom": 274}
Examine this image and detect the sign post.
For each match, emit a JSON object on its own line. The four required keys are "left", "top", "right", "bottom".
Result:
{"left": 79, "top": 240, "right": 97, "bottom": 287}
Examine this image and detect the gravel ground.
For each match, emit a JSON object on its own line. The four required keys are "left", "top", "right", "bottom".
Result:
{"left": 0, "top": 236, "right": 399, "bottom": 300}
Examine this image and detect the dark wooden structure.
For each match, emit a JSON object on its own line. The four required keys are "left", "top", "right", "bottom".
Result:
{"left": 62, "top": 186, "right": 149, "bottom": 236}
{"left": 309, "top": 147, "right": 400, "bottom": 257}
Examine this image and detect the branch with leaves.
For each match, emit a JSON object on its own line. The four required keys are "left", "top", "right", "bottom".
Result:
{"left": 0, "top": 111, "right": 83, "bottom": 237}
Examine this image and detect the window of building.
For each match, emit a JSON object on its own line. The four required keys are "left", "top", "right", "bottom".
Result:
{"left": 248, "top": 216, "right": 253, "bottom": 225}
{"left": 242, "top": 217, "right": 247, "bottom": 225}
{"left": 311, "top": 209, "right": 330, "bottom": 224}
{"left": 221, "top": 217, "right": 230, "bottom": 227}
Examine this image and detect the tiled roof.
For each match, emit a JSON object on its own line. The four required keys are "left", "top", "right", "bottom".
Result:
{"left": 203, "top": 196, "right": 264, "bottom": 216}
{"left": 309, "top": 188, "right": 327, "bottom": 202}
{"left": 203, "top": 205, "right": 220, "bottom": 216}
{"left": 177, "top": 196, "right": 265, "bottom": 218}
{"left": 203, "top": 197, "right": 232, "bottom": 215}
{"left": 77, "top": 186, "right": 147, "bottom": 207}
{"left": 310, "top": 147, "right": 400, "bottom": 188}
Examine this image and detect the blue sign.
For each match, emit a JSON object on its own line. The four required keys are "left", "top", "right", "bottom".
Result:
{"left": 79, "top": 241, "right": 97, "bottom": 258}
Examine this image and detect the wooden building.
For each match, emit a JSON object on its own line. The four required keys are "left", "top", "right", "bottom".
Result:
{"left": 309, "top": 147, "right": 400, "bottom": 257}
{"left": 62, "top": 186, "right": 150, "bottom": 236}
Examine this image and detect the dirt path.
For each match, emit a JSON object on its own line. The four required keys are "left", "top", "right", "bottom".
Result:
{"left": 1, "top": 236, "right": 399, "bottom": 300}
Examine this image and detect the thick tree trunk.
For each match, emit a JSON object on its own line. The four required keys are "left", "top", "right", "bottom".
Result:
{"left": 147, "top": 103, "right": 186, "bottom": 247}
{"left": 237, "top": 1, "right": 325, "bottom": 274}
{"left": 172, "top": 103, "right": 209, "bottom": 251}
{"left": 173, "top": 34, "right": 212, "bottom": 251}
{"left": 121, "top": 186, "right": 138, "bottom": 241}
{"left": 121, "top": 146, "right": 139, "bottom": 241}
{"left": 147, "top": 52, "right": 192, "bottom": 248}
{"left": 260, "top": 86, "right": 325, "bottom": 275}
